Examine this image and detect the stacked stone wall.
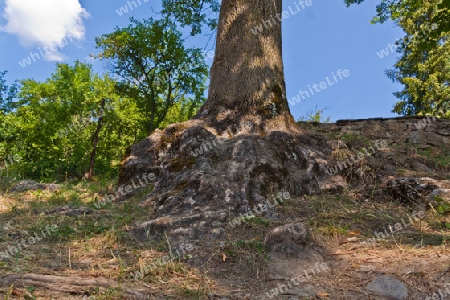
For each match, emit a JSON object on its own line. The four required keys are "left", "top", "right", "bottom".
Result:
{"left": 300, "top": 116, "right": 450, "bottom": 149}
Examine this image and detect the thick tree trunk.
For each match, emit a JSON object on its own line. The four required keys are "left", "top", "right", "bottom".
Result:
{"left": 119, "top": 0, "right": 334, "bottom": 260}
{"left": 197, "top": 0, "right": 298, "bottom": 133}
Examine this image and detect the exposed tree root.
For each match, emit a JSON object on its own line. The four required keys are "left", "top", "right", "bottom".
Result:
{"left": 118, "top": 119, "right": 344, "bottom": 257}
{"left": 0, "top": 273, "right": 150, "bottom": 299}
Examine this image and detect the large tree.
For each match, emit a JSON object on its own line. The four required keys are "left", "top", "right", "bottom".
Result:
{"left": 120, "top": 0, "right": 330, "bottom": 250}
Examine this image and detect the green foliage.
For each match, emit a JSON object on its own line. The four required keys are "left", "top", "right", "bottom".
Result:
{"left": 0, "top": 70, "right": 19, "bottom": 113}
{"left": 297, "top": 105, "right": 331, "bottom": 123}
{"left": 0, "top": 62, "right": 143, "bottom": 180}
{"left": 161, "top": 0, "right": 220, "bottom": 36}
{"left": 1, "top": 15, "right": 209, "bottom": 181}
{"left": 389, "top": 1, "right": 450, "bottom": 117}
{"left": 339, "top": 133, "right": 371, "bottom": 148}
{"left": 95, "top": 17, "right": 208, "bottom": 134}
{"left": 346, "top": 0, "right": 450, "bottom": 117}
{"left": 235, "top": 239, "right": 268, "bottom": 258}
{"left": 418, "top": 147, "right": 450, "bottom": 168}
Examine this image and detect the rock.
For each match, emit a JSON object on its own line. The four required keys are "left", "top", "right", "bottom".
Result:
{"left": 428, "top": 188, "right": 450, "bottom": 205}
{"left": 45, "top": 205, "right": 92, "bottom": 217}
{"left": 367, "top": 275, "right": 408, "bottom": 300}
{"left": 425, "top": 132, "right": 443, "bottom": 146}
{"left": 386, "top": 178, "right": 450, "bottom": 206}
{"left": 264, "top": 223, "right": 311, "bottom": 256}
{"left": 410, "top": 161, "right": 432, "bottom": 173}
{"left": 11, "top": 180, "right": 60, "bottom": 192}
{"left": 327, "top": 140, "right": 347, "bottom": 150}
{"left": 314, "top": 116, "right": 450, "bottom": 149}
{"left": 386, "top": 177, "right": 439, "bottom": 204}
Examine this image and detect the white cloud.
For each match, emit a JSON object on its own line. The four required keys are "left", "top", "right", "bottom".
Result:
{"left": 1, "top": 0, "right": 89, "bottom": 61}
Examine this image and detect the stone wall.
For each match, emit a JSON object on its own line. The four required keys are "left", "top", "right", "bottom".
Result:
{"left": 299, "top": 116, "right": 450, "bottom": 149}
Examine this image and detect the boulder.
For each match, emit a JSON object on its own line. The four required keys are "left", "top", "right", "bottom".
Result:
{"left": 11, "top": 180, "right": 60, "bottom": 193}
{"left": 367, "top": 275, "right": 408, "bottom": 300}
{"left": 264, "top": 223, "right": 312, "bottom": 256}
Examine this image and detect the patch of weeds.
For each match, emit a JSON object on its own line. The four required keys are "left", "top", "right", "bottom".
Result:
{"left": 47, "top": 218, "right": 110, "bottom": 241}
{"left": 339, "top": 133, "right": 370, "bottom": 149}
{"left": 176, "top": 286, "right": 207, "bottom": 299}
{"left": 437, "top": 201, "right": 450, "bottom": 215}
{"left": 25, "top": 286, "right": 36, "bottom": 293}
{"left": 244, "top": 216, "right": 271, "bottom": 227}
{"left": 235, "top": 239, "right": 269, "bottom": 259}
{"left": 28, "top": 190, "right": 44, "bottom": 201}
{"left": 24, "top": 291, "right": 36, "bottom": 300}
{"left": 138, "top": 259, "right": 190, "bottom": 283}
{"left": 430, "top": 196, "right": 450, "bottom": 229}
{"left": 143, "top": 238, "right": 169, "bottom": 253}
{"left": 115, "top": 198, "right": 151, "bottom": 228}
{"left": 404, "top": 232, "right": 446, "bottom": 246}
{"left": 28, "top": 200, "right": 48, "bottom": 214}
{"left": 418, "top": 147, "right": 450, "bottom": 169}
{"left": 88, "top": 286, "right": 123, "bottom": 299}
{"left": 10, "top": 204, "right": 26, "bottom": 216}
{"left": 67, "top": 191, "right": 82, "bottom": 204}
{"left": 47, "top": 194, "right": 68, "bottom": 206}
{"left": 331, "top": 148, "right": 352, "bottom": 162}
{"left": 317, "top": 224, "right": 350, "bottom": 236}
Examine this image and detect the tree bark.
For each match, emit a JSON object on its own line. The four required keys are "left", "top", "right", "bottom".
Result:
{"left": 118, "top": 0, "right": 332, "bottom": 257}
{"left": 86, "top": 98, "right": 106, "bottom": 180}
{"left": 197, "top": 0, "right": 297, "bottom": 133}
{"left": 0, "top": 273, "right": 150, "bottom": 299}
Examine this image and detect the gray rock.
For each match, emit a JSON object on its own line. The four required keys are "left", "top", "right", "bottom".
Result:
{"left": 11, "top": 180, "right": 60, "bottom": 192}
{"left": 367, "top": 275, "right": 408, "bottom": 300}
{"left": 386, "top": 177, "right": 439, "bottom": 204}
{"left": 46, "top": 205, "right": 92, "bottom": 217}
{"left": 428, "top": 188, "right": 450, "bottom": 206}
{"left": 410, "top": 161, "right": 432, "bottom": 173}
{"left": 264, "top": 223, "right": 311, "bottom": 256}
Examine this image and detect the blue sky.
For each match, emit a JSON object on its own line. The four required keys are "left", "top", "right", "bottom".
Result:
{"left": 0, "top": 0, "right": 404, "bottom": 122}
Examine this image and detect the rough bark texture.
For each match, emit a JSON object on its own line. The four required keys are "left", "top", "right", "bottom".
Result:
{"left": 0, "top": 273, "right": 150, "bottom": 299}
{"left": 196, "top": 0, "right": 298, "bottom": 134}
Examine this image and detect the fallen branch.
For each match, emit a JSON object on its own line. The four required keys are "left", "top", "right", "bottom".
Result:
{"left": 0, "top": 273, "right": 150, "bottom": 300}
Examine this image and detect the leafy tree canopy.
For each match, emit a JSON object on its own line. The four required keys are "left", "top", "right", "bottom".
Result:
{"left": 347, "top": 0, "right": 450, "bottom": 117}
{"left": 161, "top": 0, "right": 220, "bottom": 35}
{"left": 0, "top": 71, "right": 19, "bottom": 113}
{"left": 95, "top": 17, "right": 208, "bottom": 134}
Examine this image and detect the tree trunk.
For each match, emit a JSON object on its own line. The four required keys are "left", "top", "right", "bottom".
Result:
{"left": 119, "top": 0, "right": 332, "bottom": 260}
{"left": 86, "top": 98, "right": 106, "bottom": 180}
{"left": 197, "top": 0, "right": 297, "bottom": 133}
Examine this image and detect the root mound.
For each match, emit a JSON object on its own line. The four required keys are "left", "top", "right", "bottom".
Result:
{"left": 119, "top": 119, "right": 337, "bottom": 252}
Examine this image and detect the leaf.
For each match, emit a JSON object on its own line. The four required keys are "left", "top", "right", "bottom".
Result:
{"left": 438, "top": 203, "right": 450, "bottom": 214}
{"left": 443, "top": 204, "right": 450, "bottom": 212}
{"left": 444, "top": 222, "right": 450, "bottom": 229}
{"left": 348, "top": 230, "right": 361, "bottom": 236}
{"left": 434, "top": 196, "right": 445, "bottom": 203}
{"left": 316, "top": 291, "right": 331, "bottom": 297}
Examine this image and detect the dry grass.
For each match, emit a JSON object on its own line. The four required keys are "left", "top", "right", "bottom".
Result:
{"left": 0, "top": 180, "right": 217, "bottom": 299}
